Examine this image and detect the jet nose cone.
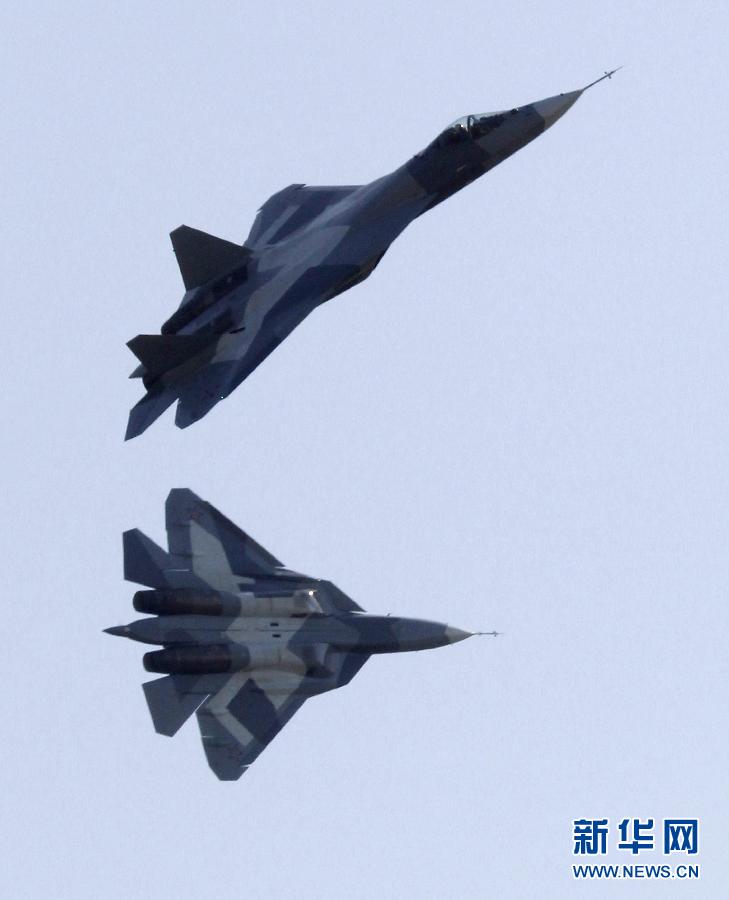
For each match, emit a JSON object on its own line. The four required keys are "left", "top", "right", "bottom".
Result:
{"left": 444, "top": 626, "right": 472, "bottom": 645}
{"left": 532, "top": 90, "right": 582, "bottom": 129}
{"left": 103, "top": 625, "right": 130, "bottom": 637}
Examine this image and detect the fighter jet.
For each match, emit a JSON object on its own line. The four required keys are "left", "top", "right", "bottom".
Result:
{"left": 105, "top": 489, "right": 475, "bottom": 779}
{"left": 126, "top": 72, "right": 619, "bottom": 439}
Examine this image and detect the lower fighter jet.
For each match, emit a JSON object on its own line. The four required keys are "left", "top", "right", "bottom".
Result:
{"left": 105, "top": 490, "right": 476, "bottom": 779}
{"left": 126, "top": 71, "right": 619, "bottom": 439}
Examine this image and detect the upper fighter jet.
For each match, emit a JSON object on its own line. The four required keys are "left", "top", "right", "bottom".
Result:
{"left": 105, "top": 489, "right": 476, "bottom": 779}
{"left": 126, "top": 71, "right": 619, "bottom": 439}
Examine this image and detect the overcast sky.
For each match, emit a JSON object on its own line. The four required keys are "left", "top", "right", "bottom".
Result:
{"left": 3, "top": 2, "right": 727, "bottom": 897}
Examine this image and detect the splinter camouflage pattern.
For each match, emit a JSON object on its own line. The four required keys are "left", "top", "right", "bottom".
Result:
{"left": 105, "top": 489, "right": 474, "bottom": 779}
{"left": 125, "top": 74, "right": 618, "bottom": 439}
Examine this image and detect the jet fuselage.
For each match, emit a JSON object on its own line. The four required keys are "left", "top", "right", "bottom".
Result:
{"left": 107, "top": 610, "right": 469, "bottom": 658}
{"left": 167, "top": 92, "right": 580, "bottom": 343}
{"left": 107, "top": 488, "right": 486, "bottom": 778}
{"left": 126, "top": 87, "right": 589, "bottom": 437}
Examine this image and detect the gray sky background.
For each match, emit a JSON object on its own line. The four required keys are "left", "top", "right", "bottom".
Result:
{"left": 2, "top": 2, "right": 727, "bottom": 897}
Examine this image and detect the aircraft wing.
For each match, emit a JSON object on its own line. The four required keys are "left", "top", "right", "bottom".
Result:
{"left": 164, "top": 488, "right": 288, "bottom": 591}
{"left": 142, "top": 652, "right": 370, "bottom": 779}
{"left": 195, "top": 671, "right": 308, "bottom": 779}
{"left": 245, "top": 183, "right": 361, "bottom": 249}
{"left": 195, "top": 650, "right": 371, "bottom": 779}
{"left": 173, "top": 255, "right": 368, "bottom": 430}
{"left": 164, "top": 487, "right": 364, "bottom": 610}
{"left": 173, "top": 330, "right": 286, "bottom": 430}
{"left": 125, "top": 489, "right": 364, "bottom": 610}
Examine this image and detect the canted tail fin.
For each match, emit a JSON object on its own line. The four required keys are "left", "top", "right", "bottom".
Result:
{"left": 170, "top": 225, "right": 250, "bottom": 290}
{"left": 143, "top": 675, "right": 222, "bottom": 736}
{"left": 127, "top": 333, "right": 211, "bottom": 383}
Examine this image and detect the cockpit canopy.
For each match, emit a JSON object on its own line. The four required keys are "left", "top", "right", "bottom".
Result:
{"left": 446, "top": 109, "right": 516, "bottom": 139}
{"left": 417, "top": 106, "right": 523, "bottom": 158}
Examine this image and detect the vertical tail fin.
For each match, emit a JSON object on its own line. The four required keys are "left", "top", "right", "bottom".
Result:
{"left": 170, "top": 226, "right": 250, "bottom": 290}
{"left": 127, "top": 334, "right": 211, "bottom": 382}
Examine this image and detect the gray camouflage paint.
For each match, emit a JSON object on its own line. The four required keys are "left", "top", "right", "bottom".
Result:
{"left": 106, "top": 489, "right": 473, "bottom": 779}
{"left": 125, "top": 78, "right": 613, "bottom": 439}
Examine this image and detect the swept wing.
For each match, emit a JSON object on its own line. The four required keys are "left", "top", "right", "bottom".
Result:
{"left": 143, "top": 652, "right": 370, "bottom": 779}
{"left": 245, "top": 183, "right": 360, "bottom": 249}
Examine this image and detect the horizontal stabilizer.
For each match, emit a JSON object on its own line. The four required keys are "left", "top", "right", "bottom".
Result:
{"left": 170, "top": 225, "right": 249, "bottom": 290}
{"left": 143, "top": 675, "right": 220, "bottom": 736}
{"left": 123, "top": 528, "right": 174, "bottom": 587}
{"left": 127, "top": 333, "right": 211, "bottom": 382}
{"left": 123, "top": 527, "right": 209, "bottom": 588}
{"left": 125, "top": 388, "right": 177, "bottom": 440}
